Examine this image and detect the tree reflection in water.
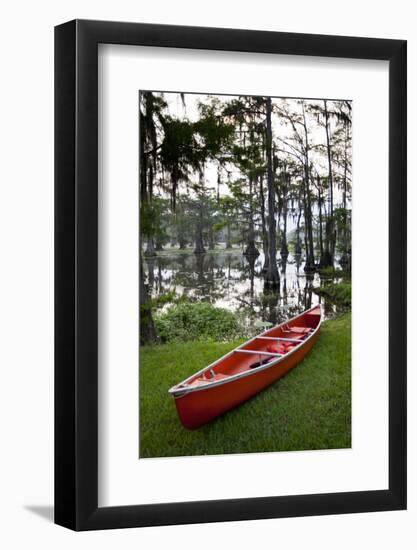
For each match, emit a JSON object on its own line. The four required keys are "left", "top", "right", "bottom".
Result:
{"left": 144, "top": 250, "right": 343, "bottom": 327}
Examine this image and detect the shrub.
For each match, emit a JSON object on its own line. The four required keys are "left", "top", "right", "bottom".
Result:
{"left": 155, "top": 301, "right": 243, "bottom": 343}
{"left": 318, "top": 266, "right": 350, "bottom": 278}
{"left": 314, "top": 282, "right": 351, "bottom": 307}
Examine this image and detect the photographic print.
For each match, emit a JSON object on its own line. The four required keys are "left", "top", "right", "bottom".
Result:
{"left": 139, "top": 91, "right": 352, "bottom": 458}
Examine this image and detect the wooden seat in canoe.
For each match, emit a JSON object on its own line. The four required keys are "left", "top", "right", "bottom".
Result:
{"left": 283, "top": 326, "right": 313, "bottom": 336}
{"left": 189, "top": 372, "right": 230, "bottom": 386}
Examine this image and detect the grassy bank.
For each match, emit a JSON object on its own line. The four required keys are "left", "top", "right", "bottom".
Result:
{"left": 139, "top": 313, "right": 351, "bottom": 458}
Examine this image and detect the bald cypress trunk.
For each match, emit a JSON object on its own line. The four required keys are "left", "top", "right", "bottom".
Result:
{"left": 208, "top": 224, "right": 215, "bottom": 250}
{"left": 226, "top": 221, "right": 232, "bottom": 249}
{"left": 301, "top": 102, "right": 315, "bottom": 272}
{"left": 340, "top": 120, "right": 351, "bottom": 270}
{"left": 322, "top": 99, "right": 335, "bottom": 267}
{"left": 259, "top": 174, "right": 269, "bottom": 271}
{"left": 194, "top": 197, "right": 206, "bottom": 255}
{"left": 244, "top": 175, "right": 259, "bottom": 257}
{"left": 303, "top": 164, "right": 315, "bottom": 272}
{"left": 144, "top": 237, "right": 156, "bottom": 256}
{"left": 139, "top": 252, "right": 157, "bottom": 344}
{"left": 295, "top": 208, "right": 302, "bottom": 255}
{"left": 317, "top": 183, "right": 324, "bottom": 266}
{"left": 265, "top": 97, "right": 280, "bottom": 286}
{"left": 280, "top": 173, "right": 289, "bottom": 260}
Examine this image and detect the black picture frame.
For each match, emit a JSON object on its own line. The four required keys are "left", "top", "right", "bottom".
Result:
{"left": 55, "top": 19, "right": 407, "bottom": 531}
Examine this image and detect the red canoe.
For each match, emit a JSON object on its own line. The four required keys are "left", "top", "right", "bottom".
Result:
{"left": 168, "top": 304, "right": 322, "bottom": 429}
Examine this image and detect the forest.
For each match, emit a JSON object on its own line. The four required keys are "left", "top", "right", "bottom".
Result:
{"left": 139, "top": 91, "right": 352, "bottom": 345}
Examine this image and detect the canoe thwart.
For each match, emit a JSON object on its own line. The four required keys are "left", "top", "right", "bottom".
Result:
{"left": 235, "top": 349, "right": 283, "bottom": 357}
{"left": 255, "top": 336, "right": 302, "bottom": 343}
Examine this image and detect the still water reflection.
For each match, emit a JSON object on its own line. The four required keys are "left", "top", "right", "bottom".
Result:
{"left": 144, "top": 250, "right": 343, "bottom": 328}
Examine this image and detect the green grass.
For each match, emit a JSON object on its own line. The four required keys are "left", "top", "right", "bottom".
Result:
{"left": 139, "top": 313, "right": 351, "bottom": 458}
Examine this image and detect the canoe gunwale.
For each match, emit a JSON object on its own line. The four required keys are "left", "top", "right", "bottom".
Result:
{"left": 168, "top": 304, "right": 322, "bottom": 398}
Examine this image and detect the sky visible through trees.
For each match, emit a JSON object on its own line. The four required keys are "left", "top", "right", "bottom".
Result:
{"left": 162, "top": 93, "right": 349, "bottom": 212}
{"left": 139, "top": 91, "right": 352, "bottom": 344}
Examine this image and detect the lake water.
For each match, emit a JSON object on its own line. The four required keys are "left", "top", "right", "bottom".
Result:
{"left": 143, "top": 249, "right": 345, "bottom": 328}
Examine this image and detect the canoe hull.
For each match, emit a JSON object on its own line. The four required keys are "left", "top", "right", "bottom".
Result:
{"left": 174, "top": 327, "right": 320, "bottom": 429}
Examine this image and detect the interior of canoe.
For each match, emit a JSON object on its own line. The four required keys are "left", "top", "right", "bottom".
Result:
{"left": 185, "top": 306, "right": 321, "bottom": 388}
